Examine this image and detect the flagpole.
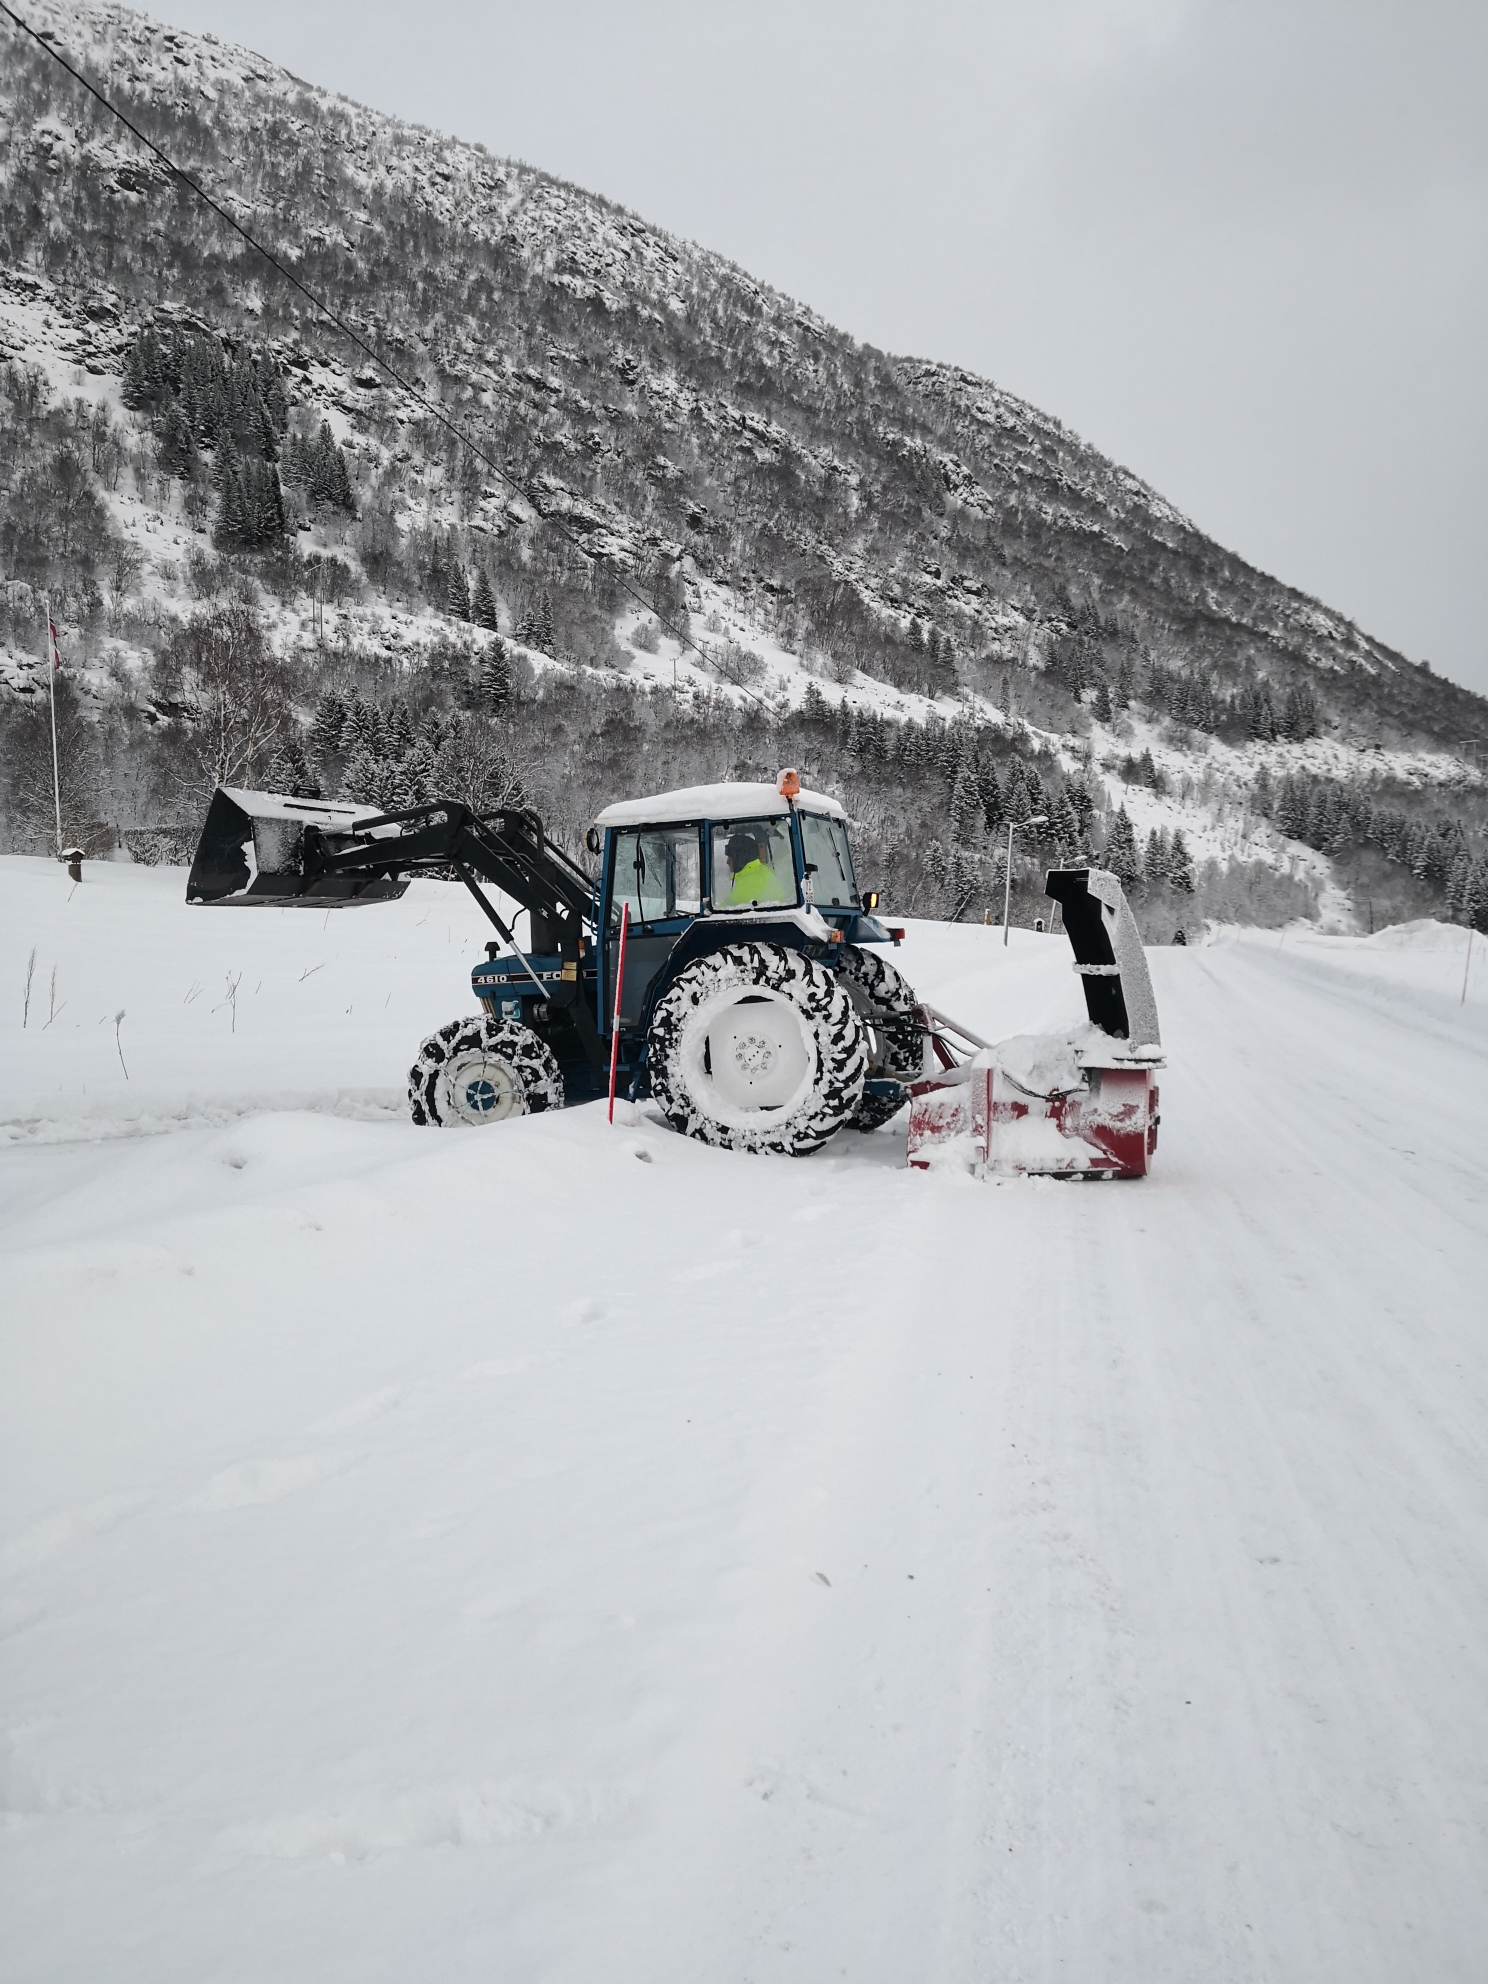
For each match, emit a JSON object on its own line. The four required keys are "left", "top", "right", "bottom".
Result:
{"left": 43, "top": 593, "right": 62, "bottom": 856}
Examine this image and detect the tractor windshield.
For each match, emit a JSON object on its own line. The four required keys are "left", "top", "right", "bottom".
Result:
{"left": 799, "top": 814, "right": 859, "bottom": 910}
{"left": 712, "top": 817, "right": 797, "bottom": 910}
{"left": 609, "top": 826, "right": 702, "bottom": 927}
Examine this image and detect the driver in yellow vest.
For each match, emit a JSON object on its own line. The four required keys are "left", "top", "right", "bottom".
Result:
{"left": 723, "top": 829, "right": 790, "bottom": 907}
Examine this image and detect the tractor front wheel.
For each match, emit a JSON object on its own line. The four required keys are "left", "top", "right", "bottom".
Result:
{"left": 647, "top": 943, "right": 867, "bottom": 1155}
{"left": 408, "top": 1016, "right": 565, "bottom": 1127}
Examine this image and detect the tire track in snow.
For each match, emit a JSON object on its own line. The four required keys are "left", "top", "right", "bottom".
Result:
{"left": 597, "top": 939, "right": 1488, "bottom": 1982}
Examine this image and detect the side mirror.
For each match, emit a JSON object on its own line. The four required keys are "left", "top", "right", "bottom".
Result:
{"left": 585, "top": 826, "right": 602, "bottom": 856}
{"left": 863, "top": 889, "right": 880, "bottom": 911}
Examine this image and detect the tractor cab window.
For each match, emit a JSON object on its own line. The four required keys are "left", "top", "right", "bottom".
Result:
{"left": 799, "top": 813, "right": 859, "bottom": 910}
{"left": 712, "top": 817, "right": 797, "bottom": 910}
{"left": 609, "top": 826, "right": 702, "bottom": 929}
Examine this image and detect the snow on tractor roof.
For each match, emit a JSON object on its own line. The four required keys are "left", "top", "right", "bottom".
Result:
{"left": 594, "top": 781, "right": 845, "bottom": 828}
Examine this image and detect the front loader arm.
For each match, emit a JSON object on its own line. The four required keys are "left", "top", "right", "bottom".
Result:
{"left": 188, "top": 789, "right": 592, "bottom": 925}
{"left": 306, "top": 803, "right": 595, "bottom": 936}
{"left": 186, "top": 786, "right": 607, "bottom": 1075}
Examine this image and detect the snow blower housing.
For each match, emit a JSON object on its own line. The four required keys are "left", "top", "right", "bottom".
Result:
{"left": 186, "top": 779, "right": 1161, "bottom": 1172}
{"left": 904, "top": 868, "right": 1164, "bottom": 1178}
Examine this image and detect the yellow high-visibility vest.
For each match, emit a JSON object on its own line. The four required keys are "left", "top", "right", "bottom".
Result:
{"left": 725, "top": 857, "right": 789, "bottom": 906}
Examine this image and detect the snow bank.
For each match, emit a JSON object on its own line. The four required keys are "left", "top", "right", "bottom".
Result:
{"left": 1363, "top": 916, "right": 1475, "bottom": 953}
{"left": 0, "top": 855, "right": 518, "bottom": 1142}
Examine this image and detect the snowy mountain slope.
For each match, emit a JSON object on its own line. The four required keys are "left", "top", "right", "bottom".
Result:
{"left": 0, "top": 5, "right": 1425, "bottom": 681}
{"left": 2, "top": 854, "right": 1487, "bottom": 1980}
{"left": 0, "top": 0, "right": 1463, "bottom": 698}
{"left": 1, "top": 0, "right": 1485, "bottom": 934}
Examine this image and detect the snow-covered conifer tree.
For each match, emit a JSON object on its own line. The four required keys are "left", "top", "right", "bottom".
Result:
{"left": 1004, "top": 759, "right": 1030, "bottom": 824}
{"left": 213, "top": 470, "right": 244, "bottom": 548}
{"left": 1105, "top": 808, "right": 1142, "bottom": 887}
{"left": 386, "top": 697, "right": 414, "bottom": 757}
{"left": 534, "top": 588, "right": 555, "bottom": 652}
{"left": 1048, "top": 789, "right": 1081, "bottom": 855}
{"left": 339, "top": 697, "right": 382, "bottom": 761}
{"left": 950, "top": 762, "right": 982, "bottom": 844}
{"left": 339, "top": 742, "right": 393, "bottom": 808}
{"left": 480, "top": 639, "right": 513, "bottom": 714}
{"left": 311, "top": 692, "right": 348, "bottom": 773}
{"left": 472, "top": 567, "right": 499, "bottom": 630}
{"left": 1168, "top": 828, "right": 1196, "bottom": 894}
{"left": 1144, "top": 828, "right": 1166, "bottom": 885}
{"left": 264, "top": 733, "right": 320, "bottom": 799}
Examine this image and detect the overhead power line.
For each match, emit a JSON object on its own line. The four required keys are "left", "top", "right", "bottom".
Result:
{"left": 0, "top": 0, "right": 771, "bottom": 707}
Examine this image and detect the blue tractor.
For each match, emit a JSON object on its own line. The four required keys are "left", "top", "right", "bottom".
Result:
{"left": 187, "top": 771, "right": 927, "bottom": 1154}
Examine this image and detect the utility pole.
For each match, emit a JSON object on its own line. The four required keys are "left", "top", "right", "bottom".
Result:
{"left": 1002, "top": 813, "right": 1047, "bottom": 946}
{"left": 43, "top": 594, "right": 62, "bottom": 855}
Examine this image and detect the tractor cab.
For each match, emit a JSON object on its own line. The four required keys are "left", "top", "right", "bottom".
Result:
{"left": 588, "top": 776, "right": 897, "bottom": 1036}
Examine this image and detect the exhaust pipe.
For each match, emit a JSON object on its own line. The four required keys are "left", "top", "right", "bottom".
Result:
{"left": 186, "top": 787, "right": 411, "bottom": 908}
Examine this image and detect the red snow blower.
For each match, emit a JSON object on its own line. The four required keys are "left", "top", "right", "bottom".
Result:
{"left": 904, "top": 868, "right": 1164, "bottom": 1179}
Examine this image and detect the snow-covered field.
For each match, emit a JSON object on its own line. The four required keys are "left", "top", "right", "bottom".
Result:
{"left": 3, "top": 856, "right": 1486, "bottom": 1982}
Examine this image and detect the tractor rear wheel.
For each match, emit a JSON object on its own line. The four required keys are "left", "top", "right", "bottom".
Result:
{"left": 408, "top": 1015, "right": 565, "bottom": 1127}
{"left": 647, "top": 942, "right": 867, "bottom": 1155}
{"left": 854, "top": 1087, "right": 910, "bottom": 1133}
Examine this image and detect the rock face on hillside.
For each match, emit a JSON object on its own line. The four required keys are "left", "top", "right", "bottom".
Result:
{"left": 0, "top": 0, "right": 1484, "bottom": 932}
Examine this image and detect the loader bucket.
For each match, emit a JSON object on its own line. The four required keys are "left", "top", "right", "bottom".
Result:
{"left": 186, "top": 787, "right": 410, "bottom": 907}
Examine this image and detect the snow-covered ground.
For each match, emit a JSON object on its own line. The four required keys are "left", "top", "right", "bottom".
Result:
{"left": 2, "top": 856, "right": 1486, "bottom": 1981}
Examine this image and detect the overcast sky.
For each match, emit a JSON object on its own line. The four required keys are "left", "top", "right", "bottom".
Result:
{"left": 146, "top": 0, "right": 1486, "bottom": 696}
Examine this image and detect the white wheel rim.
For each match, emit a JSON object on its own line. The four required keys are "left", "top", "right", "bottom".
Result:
{"left": 441, "top": 1047, "right": 525, "bottom": 1125}
{"left": 680, "top": 987, "right": 817, "bottom": 1123}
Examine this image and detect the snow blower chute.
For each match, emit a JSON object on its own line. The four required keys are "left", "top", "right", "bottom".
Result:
{"left": 904, "top": 868, "right": 1164, "bottom": 1179}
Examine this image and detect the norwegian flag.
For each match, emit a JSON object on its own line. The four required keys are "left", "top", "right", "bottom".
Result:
{"left": 47, "top": 616, "right": 63, "bottom": 674}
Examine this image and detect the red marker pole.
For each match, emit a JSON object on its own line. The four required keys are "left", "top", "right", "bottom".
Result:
{"left": 607, "top": 900, "right": 630, "bottom": 1124}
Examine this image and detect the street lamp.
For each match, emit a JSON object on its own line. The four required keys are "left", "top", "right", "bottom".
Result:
{"left": 1002, "top": 813, "right": 1047, "bottom": 946}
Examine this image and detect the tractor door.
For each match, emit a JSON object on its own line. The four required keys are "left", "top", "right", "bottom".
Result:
{"left": 798, "top": 813, "right": 860, "bottom": 911}
{"left": 605, "top": 825, "right": 703, "bottom": 1030}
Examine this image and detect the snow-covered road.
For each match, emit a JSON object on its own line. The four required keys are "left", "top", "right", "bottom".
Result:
{"left": 2, "top": 860, "right": 1485, "bottom": 1981}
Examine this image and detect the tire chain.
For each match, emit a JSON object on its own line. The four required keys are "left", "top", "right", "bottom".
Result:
{"left": 408, "top": 1014, "right": 565, "bottom": 1126}
{"left": 648, "top": 941, "right": 867, "bottom": 1155}
{"left": 853, "top": 1087, "right": 910, "bottom": 1133}
{"left": 836, "top": 944, "right": 925, "bottom": 1129}
{"left": 839, "top": 944, "right": 917, "bottom": 1018}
